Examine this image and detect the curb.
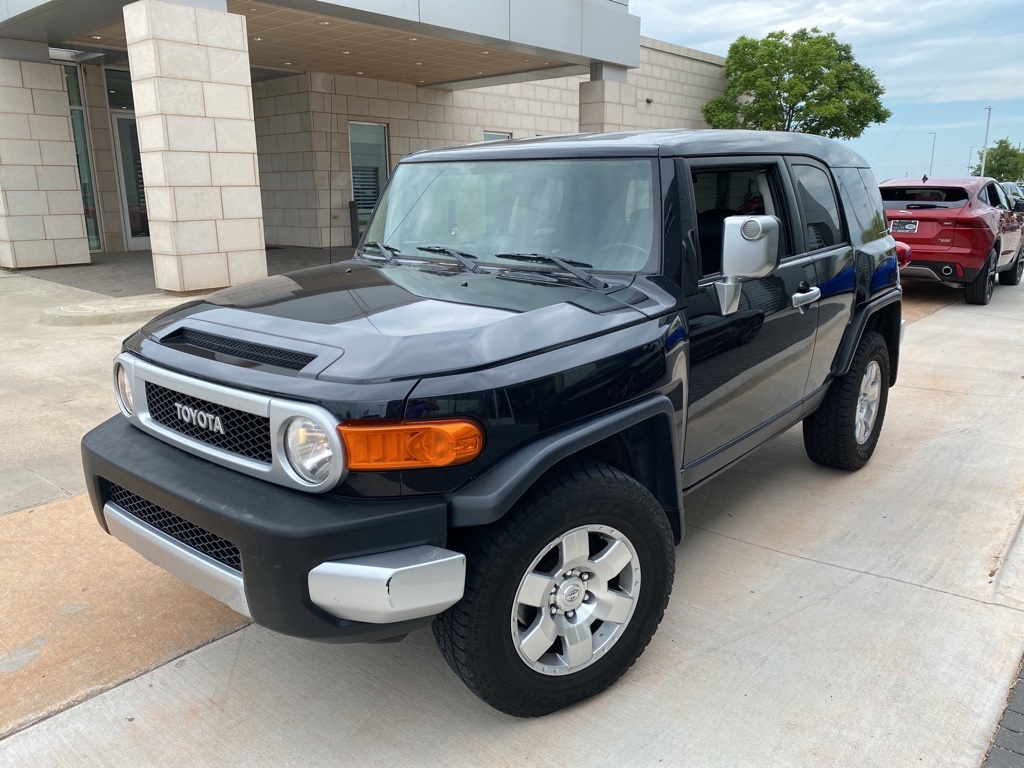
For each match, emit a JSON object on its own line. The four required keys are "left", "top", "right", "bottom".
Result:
{"left": 39, "top": 295, "right": 206, "bottom": 327}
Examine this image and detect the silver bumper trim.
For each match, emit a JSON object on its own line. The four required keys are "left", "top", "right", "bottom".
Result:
{"left": 308, "top": 546, "right": 465, "bottom": 623}
{"left": 103, "top": 502, "right": 251, "bottom": 618}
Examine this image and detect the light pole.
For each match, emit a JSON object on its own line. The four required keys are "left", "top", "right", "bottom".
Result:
{"left": 928, "top": 132, "right": 936, "bottom": 176}
{"left": 967, "top": 146, "right": 975, "bottom": 175}
{"left": 981, "top": 106, "right": 993, "bottom": 176}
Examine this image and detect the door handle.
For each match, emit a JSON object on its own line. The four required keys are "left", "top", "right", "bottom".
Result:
{"left": 792, "top": 286, "right": 821, "bottom": 313}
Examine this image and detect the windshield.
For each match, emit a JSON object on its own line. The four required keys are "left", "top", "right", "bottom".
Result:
{"left": 363, "top": 158, "right": 657, "bottom": 273}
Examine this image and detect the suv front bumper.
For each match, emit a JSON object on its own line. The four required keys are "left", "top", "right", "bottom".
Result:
{"left": 82, "top": 416, "right": 463, "bottom": 643}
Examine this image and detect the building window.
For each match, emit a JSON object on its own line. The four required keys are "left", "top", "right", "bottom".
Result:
{"left": 483, "top": 131, "right": 511, "bottom": 142}
{"left": 104, "top": 69, "right": 134, "bottom": 111}
{"left": 349, "top": 122, "right": 388, "bottom": 229}
{"left": 63, "top": 64, "right": 101, "bottom": 250}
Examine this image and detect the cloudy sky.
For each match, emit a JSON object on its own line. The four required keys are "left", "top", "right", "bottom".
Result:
{"left": 629, "top": 0, "right": 1024, "bottom": 181}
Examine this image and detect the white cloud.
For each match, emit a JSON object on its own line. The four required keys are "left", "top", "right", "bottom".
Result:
{"left": 630, "top": 0, "right": 1020, "bottom": 105}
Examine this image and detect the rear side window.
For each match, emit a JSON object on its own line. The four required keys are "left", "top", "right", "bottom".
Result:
{"left": 792, "top": 165, "right": 843, "bottom": 250}
{"left": 835, "top": 168, "right": 887, "bottom": 245}
{"left": 990, "top": 183, "right": 1010, "bottom": 210}
{"left": 880, "top": 186, "right": 970, "bottom": 209}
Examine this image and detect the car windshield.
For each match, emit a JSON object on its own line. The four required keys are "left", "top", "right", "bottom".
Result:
{"left": 362, "top": 158, "right": 657, "bottom": 273}
{"left": 880, "top": 186, "right": 970, "bottom": 209}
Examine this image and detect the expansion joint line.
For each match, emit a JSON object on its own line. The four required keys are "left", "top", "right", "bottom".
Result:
{"left": 686, "top": 524, "right": 1024, "bottom": 614}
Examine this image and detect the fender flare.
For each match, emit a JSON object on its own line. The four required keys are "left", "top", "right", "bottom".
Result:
{"left": 447, "top": 394, "right": 682, "bottom": 531}
{"left": 832, "top": 288, "right": 902, "bottom": 378}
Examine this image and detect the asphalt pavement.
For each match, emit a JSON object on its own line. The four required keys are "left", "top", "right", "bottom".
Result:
{"left": 1, "top": 255, "right": 1023, "bottom": 767}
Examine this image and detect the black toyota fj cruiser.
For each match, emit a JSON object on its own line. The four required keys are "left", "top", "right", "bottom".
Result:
{"left": 82, "top": 130, "right": 903, "bottom": 717}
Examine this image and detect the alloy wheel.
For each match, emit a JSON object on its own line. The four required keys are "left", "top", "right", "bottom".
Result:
{"left": 855, "top": 360, "right": 882, "bottom": 445}
{"left": 510, "top": 524, "right": 641, "bottom": 676}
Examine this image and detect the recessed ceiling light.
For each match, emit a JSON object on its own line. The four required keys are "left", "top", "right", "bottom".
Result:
{"left": 284, "top": 62, "right": 291, "bottom": 65}
{"left": 253, "top": 37, "right": 263, "bottom": 41}
{"left": 476, "top": 71, "right": 482, "bottom": 75}
{"left": 90, "top": 35, "right": 102, "bottom": 40}
{"left": 318, "top": 20, "right": 330, "bottom": 25}
{"left": 408, "top": 37, "right": 418, "bottom": 41}
{"left": 356, "top": 71, "right": 363, "bottom": 75}
{"left": 418, "top": 80, "right": 425, "bottom": 83}
{"left": 342, "top": 51, "right": 349, "bottom": 54}
{"left": 415, "top": 62, "right": 422, "bottom": 66}
{"left": 109, "top": 89, "right": 115, "bottom": 93}
{"left": 480, "top": 50, "right": 489, "bottom": 54}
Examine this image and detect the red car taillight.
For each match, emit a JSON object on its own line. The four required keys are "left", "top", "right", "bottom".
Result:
{"left": 952, "top": 216, "right": 990, "bottom": 228}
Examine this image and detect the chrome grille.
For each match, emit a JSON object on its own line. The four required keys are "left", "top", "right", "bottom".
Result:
{"left": 145, "top": 381, "right": 272, "bottom": 463}
{"left": 108, "top": 483, "right": 242, "bottom": 572}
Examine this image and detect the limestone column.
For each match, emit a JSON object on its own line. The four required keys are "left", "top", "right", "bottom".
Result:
{"left": 124, "top": 0, "right": 266, "bottom": 292}
{"left": 0, "top": 41, "right": 90, "bottom": 268}
{"left": 579, "top": 63, "right": 638, "bottom": 134}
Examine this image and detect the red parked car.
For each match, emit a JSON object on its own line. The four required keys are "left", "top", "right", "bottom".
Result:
{"left": 880, "top": 176, "right": 1024, "bottom": 304}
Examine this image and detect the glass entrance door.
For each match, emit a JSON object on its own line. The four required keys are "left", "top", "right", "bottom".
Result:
{"left": 349, "top": 122, "right": 389, "bottom": 233}
{"left": 111, "top": 113, "right": 150, "bottom": 250}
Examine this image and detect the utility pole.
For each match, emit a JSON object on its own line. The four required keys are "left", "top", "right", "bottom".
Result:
{"left": 967, "top": 147, "right": 975, "bottom": 175}
{"left": 981, "top": 106, "right": 993, "bottom": 176}
{"left": 928, "top": 132, "right": 936, "bottom": 176}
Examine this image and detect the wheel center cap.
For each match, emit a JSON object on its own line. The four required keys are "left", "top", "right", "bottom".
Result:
{"left": 555, "top": 577, "right": 586, "bottom": 611}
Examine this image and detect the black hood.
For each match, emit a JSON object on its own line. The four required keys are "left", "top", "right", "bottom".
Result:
{"left": 140, "top": 260, "right": 648, "bottom": 383}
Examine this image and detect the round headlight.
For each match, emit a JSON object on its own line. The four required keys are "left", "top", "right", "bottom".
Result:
{"left": 114, "top": 362, "right": 133, "bottom": 415}
{"left": 284, "top": 417, "right": 335, "bottom": 484}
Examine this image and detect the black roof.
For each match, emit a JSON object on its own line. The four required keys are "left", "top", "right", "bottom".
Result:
{"left": 401, "top": 129, "right": 870, "bottom": 168}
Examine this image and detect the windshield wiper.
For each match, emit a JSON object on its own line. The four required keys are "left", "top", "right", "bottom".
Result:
{"left": 494, "top": 252, "right": 606, "bottom": 289}
{"left": 417, "top": 245, "right": 484, "bottom": 274}
{"left": 361, "top": 241, "right": 400, "bottom": 264}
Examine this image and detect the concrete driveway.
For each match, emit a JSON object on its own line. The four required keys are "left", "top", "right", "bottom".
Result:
{"left": 1, "top": 270, "right": 1022, "bottom": 767}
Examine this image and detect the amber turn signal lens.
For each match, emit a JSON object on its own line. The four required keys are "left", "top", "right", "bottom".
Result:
{"left": 338, "top": 419, "right": 484, "bottom": 470}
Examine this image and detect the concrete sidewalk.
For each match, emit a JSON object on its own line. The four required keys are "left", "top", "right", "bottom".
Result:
{"left": 1, "top": 262, "right": 1023, "bottom": 766}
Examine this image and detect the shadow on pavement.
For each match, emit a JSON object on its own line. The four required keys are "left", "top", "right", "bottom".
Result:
{"left": 13, "top": 246, "right": 356, "bottom": 298}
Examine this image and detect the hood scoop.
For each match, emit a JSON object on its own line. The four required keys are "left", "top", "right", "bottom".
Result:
{"left": 161, "top": 327, "right": 320, "bottom": 372}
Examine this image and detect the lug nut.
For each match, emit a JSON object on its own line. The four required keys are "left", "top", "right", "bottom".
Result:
{"left": 566, "top": 610, "right": 575, "bottom": 618}
{"left": 550, "top": 606, "right": 558, "bottom": 615}
{"left": 581, "top": 573, "right": 589, "bottom": 581}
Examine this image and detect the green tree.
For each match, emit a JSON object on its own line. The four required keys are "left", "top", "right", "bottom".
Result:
{"left": 972, "top": 138, "right": 1024, "bottom": 181}
{"left": 702, "top": 28, "right": 891, "bottom": 139}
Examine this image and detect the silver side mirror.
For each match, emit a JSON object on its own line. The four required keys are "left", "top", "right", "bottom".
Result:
{"left": 714, "top": 215, "right": 781, "bottom": 315}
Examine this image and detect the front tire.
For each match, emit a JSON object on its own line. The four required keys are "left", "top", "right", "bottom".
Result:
{"left": 432, "top": 461, "right": 674, "bottom": 717}
{"left": 803, "top": 331, "right": 890, "bottom": 471}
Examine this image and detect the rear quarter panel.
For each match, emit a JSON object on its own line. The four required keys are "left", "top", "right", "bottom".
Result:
{"left": 807, "top": 167, "right": 898, "bottom": 390}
